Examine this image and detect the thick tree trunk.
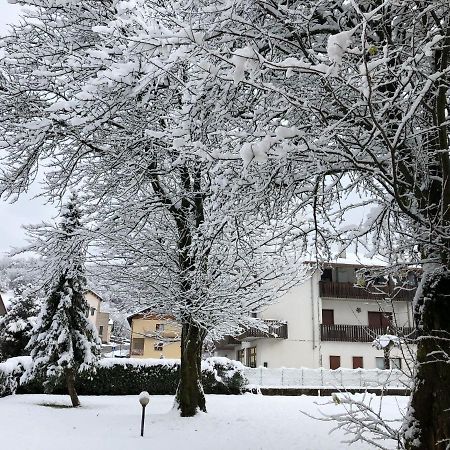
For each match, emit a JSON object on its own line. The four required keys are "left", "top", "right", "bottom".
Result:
{"left": 404, "top": 269, "right": 450, "bottom": 449}
{"left": 175, "top": 322, "right": 206, "bottom": 417}
{"left": 65, "top": 368, "right": 80, "bottom": 407}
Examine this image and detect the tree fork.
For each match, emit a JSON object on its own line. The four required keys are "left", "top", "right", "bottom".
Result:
{"left": 404, "top": 269, "right": 450, "bottom": 449}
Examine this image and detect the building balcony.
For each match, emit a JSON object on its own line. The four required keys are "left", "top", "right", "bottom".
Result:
{"left": 320, "top": 324, "right": 416, "bottom": 343}
{"left": 238, "top": 320, "right": 288, "bottom": 341}
{"left": 319, "top": 281, "right": 415, "bottom": 301}
{"left": 130, "top": 348, "right": 144, "bottom": 356}
{"left": 215, "top": 320, "right": 288, "bottom": 349}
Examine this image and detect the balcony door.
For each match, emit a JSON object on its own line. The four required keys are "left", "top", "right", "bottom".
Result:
{"left": 322, "top": 309, "right": 335, "bottom": 325}
{"left": 368, "top": 311, "right": 392, "bottom": 329}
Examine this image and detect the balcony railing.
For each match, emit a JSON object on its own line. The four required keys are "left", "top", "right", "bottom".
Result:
{"left": 319, "top": 281, "right": 415, "bottom": 301}
{"left": 130, "top": 348, "right": 144, "bottom": 356}
{"left": 215, "top": 320, "right": 288, "bottom": 349}
{"left": 320, "top": 324, "right": 416, "bottom": 342}
{"left": 239, "top": 320, "right": 288, "bottom": 340}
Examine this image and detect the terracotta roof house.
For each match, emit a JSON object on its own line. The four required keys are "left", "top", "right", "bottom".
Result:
{"left": 127, "top": 310, "right": 181, "bottom": 359}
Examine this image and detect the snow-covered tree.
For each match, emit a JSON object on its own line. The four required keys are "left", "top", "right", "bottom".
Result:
{"left": 25, "top": 193, "right": 101, "bottom": 407}
{"left": 0, "top": 1, "right": 309, "bottom": 416}
{"left": 0, "top": 284, "right": 41, "bottom": 361}
{"left": 175, "top": 1, "right": 450, "bottom": 446}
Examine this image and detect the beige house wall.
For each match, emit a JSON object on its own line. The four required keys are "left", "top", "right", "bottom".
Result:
{"left": 85, "top": 291, "right": 101, "bottom": 326}
{"left": 97, "top": 312, "right": 111, "bottom": 343}
{"left": 130, "top": 317, "right": 181, "bottom": 359}
{"left": 84, "top": 291, "right": 111, "bottom": 344}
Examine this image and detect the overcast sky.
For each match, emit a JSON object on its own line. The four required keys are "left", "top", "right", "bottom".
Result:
{"left": 0, "top": 1, "right": 56, "bottom": 254}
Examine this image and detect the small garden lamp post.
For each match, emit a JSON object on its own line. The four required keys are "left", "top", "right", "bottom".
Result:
{"left": 139, "top": 391, "right": 150, "bottom": 437}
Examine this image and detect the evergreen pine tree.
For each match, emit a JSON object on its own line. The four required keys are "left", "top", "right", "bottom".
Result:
{"left": 0, "top": 285, "right": 40, "bottom": 361}
{"left": 26, "top": 193, "right": 101, "bottom": 407}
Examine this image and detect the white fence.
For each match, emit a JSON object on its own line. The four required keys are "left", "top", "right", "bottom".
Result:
{"left": 243, "top": 367, "right": 411, "bottom": 389}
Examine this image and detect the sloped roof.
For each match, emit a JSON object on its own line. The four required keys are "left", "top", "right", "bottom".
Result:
{"left": 84, "top": 289, "right": 104, "bottom": 302}
{"left": 127, "top": 308, "right": 176, "bottom": 325}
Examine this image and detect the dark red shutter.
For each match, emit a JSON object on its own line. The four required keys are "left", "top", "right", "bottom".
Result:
{"left": 330, "top": 355, "right": 341, "bottom": 370}
{"left": 352, "top": 356, "right": 363, "bottom": 369}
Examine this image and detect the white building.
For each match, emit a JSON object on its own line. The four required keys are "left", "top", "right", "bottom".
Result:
{"left": 215, "top": 255, "right": 416, "bottom": 370}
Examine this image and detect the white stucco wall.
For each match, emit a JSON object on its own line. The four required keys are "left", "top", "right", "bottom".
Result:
{"left": 320, "top": 297, "right": 413, "bottom": 327}
{"left": 321, "top": 341, "right": 415, "bottom": 370}
{"left": 229, "top": 270, "right": 323, "bottom": 368}
{"left": 218, "top": 266, "right": 416, "bottom": 370}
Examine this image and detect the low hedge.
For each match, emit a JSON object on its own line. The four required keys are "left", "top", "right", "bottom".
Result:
{"left": 1, "top": 357, "right": 246, "bottom": 396}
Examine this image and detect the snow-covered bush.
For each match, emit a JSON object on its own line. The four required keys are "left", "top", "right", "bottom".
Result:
{"left": 12, "top": 357, "right": 246, "bottom": 396}
{"left": 0, "top": 285, "right": 41, "bottom": 361}
{"left": 0, "top": 356, "right": 32, "bottom": 397}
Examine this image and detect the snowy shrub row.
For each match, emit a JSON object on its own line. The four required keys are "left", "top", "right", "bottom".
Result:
{"left": 1, "top": 356, "right": 246, "bottom": 396}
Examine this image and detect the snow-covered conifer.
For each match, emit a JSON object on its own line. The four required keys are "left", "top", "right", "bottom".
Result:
{"left": 26, "top": 193, "right": 101, "bottom": 407}
{"left": 0, "top": 285, "right": 41, "bottom": 361}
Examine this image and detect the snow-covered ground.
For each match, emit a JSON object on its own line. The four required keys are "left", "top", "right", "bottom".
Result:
{"left": 1, "top": 394, "right": 407, "bottom": 450}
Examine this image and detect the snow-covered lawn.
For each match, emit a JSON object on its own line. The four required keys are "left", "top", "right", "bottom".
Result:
{"left": 1, "top": 394, "right": 407, "bottom": 450}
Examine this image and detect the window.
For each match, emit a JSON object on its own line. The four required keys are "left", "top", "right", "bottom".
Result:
{"left": 99, "top": 326, "right": 104, "bottom": 336}
{"left": 155, "top": 323, "right": 165, "bottom": 332}
{"left": 154, "top": 342, "right": 164, "bottom": 351}
{"left": 407, "top": 272, "right": 418, "bottom": 287}
{"left": 237, "top": 349, "right": 245, "bottom": 364}
{"left": 368, "top": 311, "right": 392, "bottom": 329}
{"left": 247, "top": 347, "right": 257, "bottom": 368}
{"left": 336, "top": 267, "right": 355, "bottom": 283}
{"left": 376, "top": 357, "right": 402, "bottom": 370}
{"left": 322, "top": 309, "right": 335, "bottom": 325}
{"left": 352, "top": 356, "right": 363, "bottom": 369}
{"left": 329, "top": 355, "right": 341, "bottom": 370}
{"left": 376, "top": 357, "right": 385, "bottom": 370}
{"left": 90, "top": 307, "right": 95, "bottom": 316}
{"left": 321, "top": 268, "right": 333, "bottom": 282}
{"left": 131, "top": 338, "right": 144, "bottom": 356}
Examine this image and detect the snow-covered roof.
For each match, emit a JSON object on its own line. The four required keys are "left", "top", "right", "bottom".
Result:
{"left": 328, "top": 252, "right": 389, "bottom": 267}
{"left": 85, "top": 289, "right": 104, "bottom": 302}
{"left": 305, "top": 252, "right": 389, "bottom": 268}
{"left": 127, "top": 308, "right": 176, "bottom": 325}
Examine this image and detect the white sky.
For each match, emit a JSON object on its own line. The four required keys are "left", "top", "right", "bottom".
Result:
{"left": 0, "top": 1, "right": 56, "bottom": 254}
